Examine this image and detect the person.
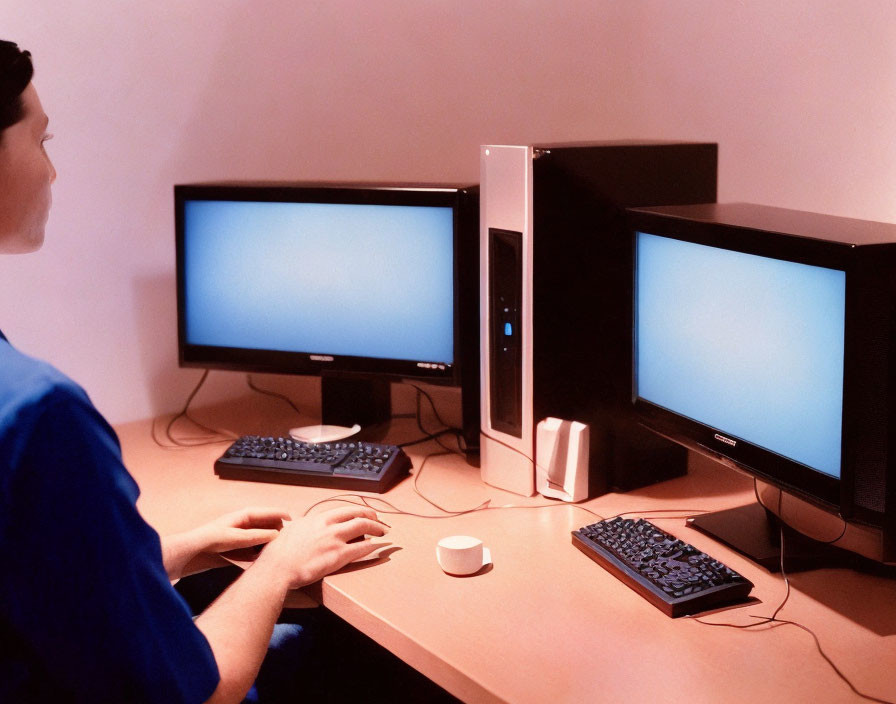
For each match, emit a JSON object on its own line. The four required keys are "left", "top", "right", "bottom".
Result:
{"left": 0, "top": 40, "right": 388, "bottom": 704}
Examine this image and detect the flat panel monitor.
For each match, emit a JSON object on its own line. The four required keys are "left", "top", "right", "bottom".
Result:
{"left": 175, "top": 182, "right": 479, "bottom": 440}
{"left": 628, "top": 202, "right": 896, "bottom": 566}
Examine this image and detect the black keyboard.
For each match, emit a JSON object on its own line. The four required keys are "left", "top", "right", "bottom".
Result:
{"left": 572, "top": 517, "right": 753, "bottom": 617}
{"left": 214, "top": 435, "right": 411, "bottom": 493}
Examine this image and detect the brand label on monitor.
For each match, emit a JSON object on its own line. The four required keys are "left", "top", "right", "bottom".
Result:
{"left": 714, "top": 433, "right": 737, "bottom": 447}
{"left": 310, "top": 355, "right": 334, "bottom": 362}
{"left": 417, "top": 362, "right": 447, "bottom": 370}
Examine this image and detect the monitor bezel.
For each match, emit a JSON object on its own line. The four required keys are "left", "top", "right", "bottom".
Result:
{"left": 628, "top": 209, "right": 854, "bottom": 511}
{"left": 174, "top": 182, "right": 468, "bottom": 385}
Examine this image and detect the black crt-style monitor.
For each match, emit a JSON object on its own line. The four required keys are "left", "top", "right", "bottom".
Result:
{"left": 628, "top": 202, "right": 896, "bottom": 567}
{"left": 174, "top": 182, "right": 479, "bottom": 446}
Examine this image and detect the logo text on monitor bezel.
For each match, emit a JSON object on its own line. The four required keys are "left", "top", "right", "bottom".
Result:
{"left": 714, "top": 433, "right": 737, "bottom": 447}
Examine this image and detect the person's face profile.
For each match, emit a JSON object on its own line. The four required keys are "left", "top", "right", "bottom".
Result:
{"left": 0, "top": 82, "right": 56, "bottom": 254}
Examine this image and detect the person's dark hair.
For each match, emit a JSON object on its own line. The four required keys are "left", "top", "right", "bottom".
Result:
{"left": 0, "top": 40, "right": 34, "bottom": 133}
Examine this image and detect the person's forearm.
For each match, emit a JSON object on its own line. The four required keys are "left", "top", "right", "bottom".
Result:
{"left": 190, "top": 505, "right": 387, "bottom": 703}
{"left": 160, "top": 530, "right": 201, "bottom": 581}
{"left": 195, "top": 560, "right": 291, "bottom": 704}
{"left": 160, "top": 529, "right": 230, "bottom": 581}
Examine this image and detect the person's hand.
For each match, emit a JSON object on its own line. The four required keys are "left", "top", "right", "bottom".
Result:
{"left": 251, "top": 505, "right": 389, "bottom": 590}
{"left": 161, "top": 507, "right": 290, "bottom": 580}
{"left": 189, "top": 507, "right": 290, "bottom": 554}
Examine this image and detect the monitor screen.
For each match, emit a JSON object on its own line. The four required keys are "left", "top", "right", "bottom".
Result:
{"left": 182, "top": 199, "right": 455, "bottom": 367}
{"left": 634, "top": 230, "right": 846, "bottom": 480}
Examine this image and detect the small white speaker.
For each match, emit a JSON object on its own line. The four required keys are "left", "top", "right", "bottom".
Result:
{"left": 536, "top": 418, "right": 589, "bottom": 502}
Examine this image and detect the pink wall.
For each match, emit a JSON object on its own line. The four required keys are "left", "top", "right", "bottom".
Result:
{"left": 1, "top": 1, "right": 895, "bottom": 424}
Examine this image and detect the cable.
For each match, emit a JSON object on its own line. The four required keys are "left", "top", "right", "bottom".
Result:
{"left": 398, "top": 427, "right": 461, "bottom": 450}
{"left": 478, "top": 427, "right": 571, "bottom": 492}
{"left": 688, "top": 511, "right": 891, "bottom": 704}
{"left": 302, "top": 440, "right": 606, "bottom": 522}
{"left": 480, "top": 428, "right": 536, "bottom": 465}
{"left": 691, "top": 490, "right": 792, "bottom": 631}
{"left": 245, "top": 374, "right": 305, "bottom": 418}
{"left": 411, "top": 449, "right": 491, "bottom": 515}
{"left": 753, "top": 479, "right": 848, "bottom": 545}
{"left": 744, "top": 615, "right": 893, "bottom": 704}
{"left": 402, "top": 382, "right": 465, "bottom": 457}
{"left": 156, "top": 373, "right": 466, "bottom": 451}
{"left": 302, "top": 490, "right": 606, "bottom": 523}
{"left": 408, "top": 436, "right": 602, "bottom": 518}
{"left": 404, "top": 382, "right": 455, "bottom": 430}
{"left": 302, "top": 491, "right": 494, "bottom": 521}
{"left": 151, "top": 370, "right": 237, "bottom": 449}
{"left": 479, "top": 427, "right": 722, "bottom": 521}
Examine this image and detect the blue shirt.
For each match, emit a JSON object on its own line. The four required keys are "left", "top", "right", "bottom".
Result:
{"left": 0, "top": 331, "right": 219, "bottom": 703}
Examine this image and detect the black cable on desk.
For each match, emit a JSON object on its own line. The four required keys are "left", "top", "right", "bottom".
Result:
{"left": 688, "top": 495, "right": 892, "bottom": 704}
{"left": 151, "top": 369, "right": 236, "bottom": 448}
{"left": 245, "top": 373, "right": 306, "bottom": 418}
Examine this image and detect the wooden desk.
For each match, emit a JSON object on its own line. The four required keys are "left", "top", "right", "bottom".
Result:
{"left": 120, "top": 408, "right": 896, "bottom": 704}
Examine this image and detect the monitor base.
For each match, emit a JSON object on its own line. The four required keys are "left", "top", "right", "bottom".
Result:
{"left": 686, "top": 502, "right": 893, "bottom": 574}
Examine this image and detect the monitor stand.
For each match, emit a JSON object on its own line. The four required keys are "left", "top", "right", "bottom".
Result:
{"left": 315, "top": 375, "right": 392, "bottom": 441}
{"left": 687, "top": 502, "right": 866, "bottom": 573}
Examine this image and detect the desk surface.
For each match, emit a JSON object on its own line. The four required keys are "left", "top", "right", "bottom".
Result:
{"left": 121, "top": 404, "right": 896, "bottom": 704}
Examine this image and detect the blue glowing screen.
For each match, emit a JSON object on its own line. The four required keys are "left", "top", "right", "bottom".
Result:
{"left": 635, "top": 232, "right": 845, "bottom": 479}
{"left": 183, "top": 200, "right": 455, "bottom": 364}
